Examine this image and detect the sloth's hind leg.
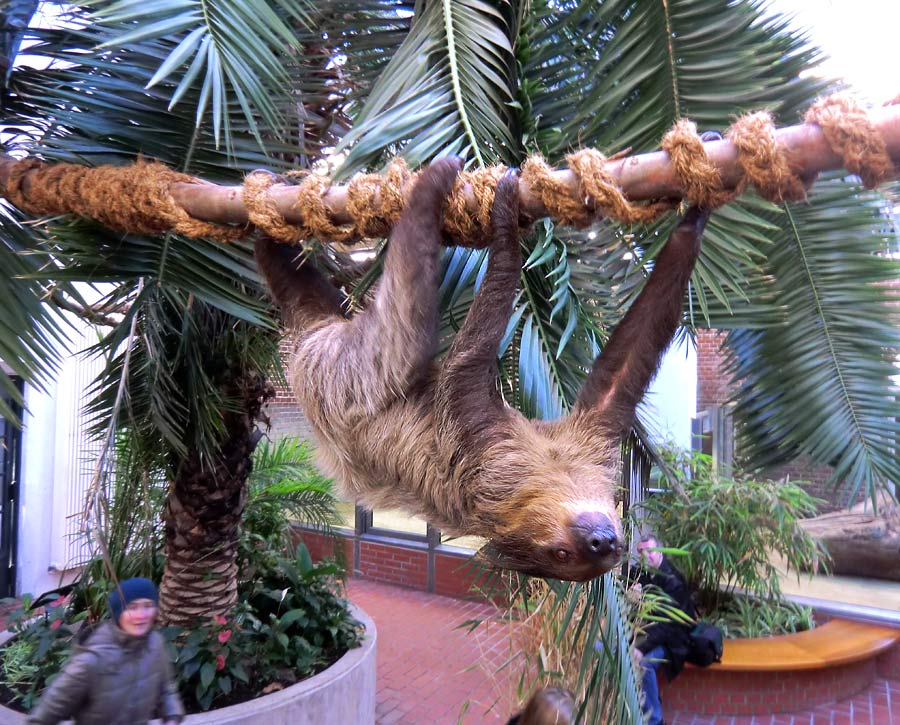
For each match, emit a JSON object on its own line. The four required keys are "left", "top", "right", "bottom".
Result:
{"left": 342, "top": 157, "right": 463, "bottom": 412}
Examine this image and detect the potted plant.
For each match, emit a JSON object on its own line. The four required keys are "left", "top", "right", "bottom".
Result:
{"left": 0, "top": 439, "right": 375, "bottom": 723}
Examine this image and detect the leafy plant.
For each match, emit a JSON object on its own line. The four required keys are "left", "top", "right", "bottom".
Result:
{"left": 471, "top": 573, "right": 644, "bottom": 724}
{"left": 164, "top": 543, "right": 362, "bottom": 712}
{"left": 0, "top": 435, "right": 352, "bottom": 714}
{"left": 711, "top": 595, "right": 814, "bottom": 639}
{"left": 638, "top": 447, "right": 828, "bottom": 618}
{"left": 161, "top": 608, "right": 256, "bottom": 712}
{"left": 242, "top": 543, "right": 361, "bottom": 677}
{"left": 0, "top": 594, "right": 83, "bottom": 711}
{"left": 0, "top": 639, "right": 41, "bottom": 696}
{"left": 240, "top": 437, "right": 339, "bottom": 551}
{"left": 1, "top": 541, "right": 361, "bottom": 714}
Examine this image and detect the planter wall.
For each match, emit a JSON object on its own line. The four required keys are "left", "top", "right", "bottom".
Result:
{"left": 0, "top": 604, "right": 376, "bottom": 725}
{"left": 659, "top": 619, "right": 900, "bottom": 717}
{"left": 660, "top": 655, "right": 878, "bottom": 716}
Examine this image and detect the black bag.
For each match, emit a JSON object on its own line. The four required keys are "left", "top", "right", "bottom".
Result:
{"left": 687, "top": 622, "right": 723, "bottom": 667}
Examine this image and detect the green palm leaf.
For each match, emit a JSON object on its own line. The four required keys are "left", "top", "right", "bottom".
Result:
{"left": 247, "top": 437, "right": 339, "bottom": 532}
{"left": 84, "top": 0, "right": 315, "bottom": 149}
{"left": 723, "top": 178, "right": 900, "bottom": 506}
{"left": 335, "top": 0, "right": 520, "bottom": 173}
{"left": 0, "top": 207, "right": 71, "bottom": 420}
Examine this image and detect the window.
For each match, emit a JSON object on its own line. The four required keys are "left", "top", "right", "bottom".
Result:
{"left": 370, "top": 508, "right": 428, "bottom": 537}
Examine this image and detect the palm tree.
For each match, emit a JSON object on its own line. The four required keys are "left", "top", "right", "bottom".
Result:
{"left": 0, "top": 0, "right": 342, "bottom": 625}
{"left": 2, "top": 0, "right": 898, "bottom": 716}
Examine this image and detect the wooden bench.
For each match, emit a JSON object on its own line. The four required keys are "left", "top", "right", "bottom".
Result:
{"left": 661, "top": 618, "right": 900, "bottom": 716}
{"left": 713, "top": 618, "right": 900, "bottom": 671}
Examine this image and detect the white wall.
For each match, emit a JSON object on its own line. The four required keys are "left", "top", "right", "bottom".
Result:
{"left": 15, "top": 315, "right": 102, "bottom": 596}
{"left": 642, "top": 336, "right": 697, "bottom": 451}
{"left": 17, "top": 379, "right": 72, "bottom": 596}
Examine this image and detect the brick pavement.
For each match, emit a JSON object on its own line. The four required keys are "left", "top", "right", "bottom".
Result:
{"left": 348, "top": 578, "right": 900, "bottom": 725}
{"left": 347, "top": 578, "right": 516, "bottom": 724}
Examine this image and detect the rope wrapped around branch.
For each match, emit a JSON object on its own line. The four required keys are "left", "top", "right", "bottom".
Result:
{"left": 2, "top": 93, "right": 897, "bottom": 248}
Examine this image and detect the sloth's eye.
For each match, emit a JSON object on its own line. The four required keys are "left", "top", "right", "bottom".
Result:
{"left": 554, "top": 548, "right": 571, "bottom": 562}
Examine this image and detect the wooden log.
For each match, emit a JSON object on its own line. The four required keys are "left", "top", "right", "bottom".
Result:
{"left": 800, "top": 495, "right": 900, "bottom": 582}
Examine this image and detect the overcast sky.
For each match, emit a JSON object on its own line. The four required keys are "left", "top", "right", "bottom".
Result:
{"left": 772, "top": 0, "right": 899, "bottom": 103}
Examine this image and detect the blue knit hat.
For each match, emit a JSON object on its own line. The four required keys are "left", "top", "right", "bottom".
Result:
{"left": 108, "top": 578, "right": 159, "bottom": 623}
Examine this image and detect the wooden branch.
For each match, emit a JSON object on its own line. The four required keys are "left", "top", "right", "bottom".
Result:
{"left": 170, "top": 105, "right": 900, "bottom": 225}
{"left": 48, "top": 289, "right": 122, "bottom": 327}
{"left": 2, "top": 104, "right": 899, "bottom": 232}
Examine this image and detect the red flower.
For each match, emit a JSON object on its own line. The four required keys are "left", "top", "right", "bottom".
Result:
{"left": 212, "top": 615, "right": 227, "bottom": 626}
{"left": 216, "top": 654, "right": 226, "bottom": 671}
{"left": 217, "top": 629, "right": 232, "bottom": 644}
{"left": 48, "top": 596, "right": 66, "bottom": 609}
{"left": 50, "top": 619, "right": 62, "bottom": 630}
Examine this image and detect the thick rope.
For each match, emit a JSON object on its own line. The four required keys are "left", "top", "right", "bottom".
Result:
{"left": 804, "top": 94, "right": 894, "bottom": 189}
{"left": 4, "top": 93, "right": 898, "bottom": 247}
{"left": 5, "top": 159, "right": 243, "bottom": 242}
{"left": 727, "top": 111, "right": 809, "bottom": 203}
{"left": 661, "top": 119, "right": 736, "bottom": 209}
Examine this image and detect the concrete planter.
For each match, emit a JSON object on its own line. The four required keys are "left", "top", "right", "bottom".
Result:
{"left": 0, "top": 605, "right": 377, "bottom": 725}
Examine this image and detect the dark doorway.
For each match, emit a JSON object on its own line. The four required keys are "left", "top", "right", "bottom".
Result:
{"left": 0, "top": 378, "right": 22, "bottom": 598}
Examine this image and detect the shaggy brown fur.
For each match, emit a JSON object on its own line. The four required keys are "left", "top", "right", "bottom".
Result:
{"left": 255, "top": 158, "right": 709, "bottom": 581}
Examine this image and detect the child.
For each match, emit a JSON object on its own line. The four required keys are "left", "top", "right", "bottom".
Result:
{"left": 27, "top": 577, "right": 183, "bottom": 725}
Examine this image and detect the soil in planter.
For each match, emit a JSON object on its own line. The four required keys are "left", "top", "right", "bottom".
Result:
{"left": 0, "top": 680, "right": 28, "bottom": 714}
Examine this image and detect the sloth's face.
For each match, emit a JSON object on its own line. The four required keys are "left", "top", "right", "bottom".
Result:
{"left": 486, "top": 508, "right": 624, "bottom": 581}
{"left": 480, "top": 423, "right": 625, "bottom": 581}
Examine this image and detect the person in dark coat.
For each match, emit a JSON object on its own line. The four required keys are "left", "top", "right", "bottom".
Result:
{"left": 631, "top": 535, "right": 697, "bottom": 725}
{"left": 27, "top": 577, "right": 184, "bottom": 725}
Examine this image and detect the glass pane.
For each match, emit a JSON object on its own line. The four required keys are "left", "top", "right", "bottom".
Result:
{"left": 440, "top": 532, "right": 485, "bottom": 551}
{"left": 333, "top": 499, "right": 356, "bottom": 529}
{"left": 371, "top": 508, "right": 428, "bottom": 536}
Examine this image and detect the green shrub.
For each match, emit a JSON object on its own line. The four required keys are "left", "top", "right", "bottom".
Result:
{"left": 711, "top": 594, "right": 814, "bottom": 639}
{"left": 1, "top": 543, "right": 361, "bottom": 714}
{"left": 0, "top": 437, "right": 357, "bottom": 714}
{"left": 0, "top": 594, "right": 83, "bottom": 710}
{"left": 637, "top": 447, "right": 827, "bottom": 632}
{"left": 163, "top": 543, "right": 362, "bottom": 712}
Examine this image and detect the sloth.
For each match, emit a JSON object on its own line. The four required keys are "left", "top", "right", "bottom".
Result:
{"left": 254, "top": 157, "right": 709, "bottom": 582}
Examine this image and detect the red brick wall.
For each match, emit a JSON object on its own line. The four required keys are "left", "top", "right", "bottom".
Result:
{"left": 265, "top": 341, "right": 317, "bottom": 442}
{"left": 358, "top": 540, "right": 429, "bottom": 589}
{"left": 434, "top": 552, "right": 485, "bottom": 599}
{"left": 298, "top": 529, "right": 488, "bottom": 600}
{"left": 660, "top": 657, "right": 877, "bottom": 716}
{"left": 697, "top": 330, "right": 732, "bottom": 411}
{"left": 295, "top": 527, "right": 354, "bottom": 566}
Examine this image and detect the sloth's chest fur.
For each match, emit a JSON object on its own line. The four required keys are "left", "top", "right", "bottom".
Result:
{"left": 305, "top": 381, "right": 475, "bottom": 529}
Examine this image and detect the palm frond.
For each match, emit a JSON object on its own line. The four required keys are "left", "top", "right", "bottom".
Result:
{"left": 83, "top": 0, "right": 316, "bottom": 150}
{"left": 0, "top": 205, "right": 72, "bottom": 420}
{"left": 6, "top": 25, "right": 304, "bottom": 176}
{"left": 525, "top": 0, "right": 828, "bottom": 161}
{"left": 502, "top": 575, "right": 643, "bottom": 723}
{"left": 724, "top": 177, "right": 900, "bottom": 507}
{"left": 334, "top": 0, "right": 520, "bottom": 173}
{"left": 247, "top": 437, "right": 339, "bottom": 531}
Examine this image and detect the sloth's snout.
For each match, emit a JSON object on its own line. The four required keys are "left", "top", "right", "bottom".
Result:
{"left": 571, "top": 512, "right": 623, "bottom": 564}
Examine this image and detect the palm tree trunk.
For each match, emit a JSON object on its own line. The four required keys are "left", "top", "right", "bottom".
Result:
{"left": 158, "top": 370, "right": 274, "bottom": 626}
